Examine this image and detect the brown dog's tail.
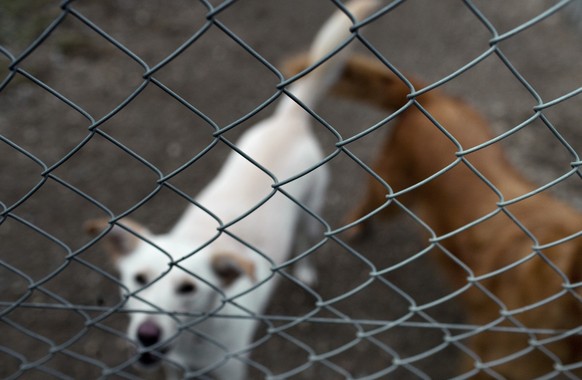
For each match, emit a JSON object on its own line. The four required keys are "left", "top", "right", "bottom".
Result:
{"left": 282, "top": 53, "right": 426, "bottom": 111}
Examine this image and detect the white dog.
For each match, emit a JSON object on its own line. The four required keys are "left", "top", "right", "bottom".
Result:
{"left": 85, "top": 1, "right": 380, "bottom": 379}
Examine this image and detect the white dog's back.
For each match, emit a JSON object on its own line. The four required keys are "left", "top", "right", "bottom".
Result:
{"left": 171, "top": 1, "right": 382, "bottom": 260}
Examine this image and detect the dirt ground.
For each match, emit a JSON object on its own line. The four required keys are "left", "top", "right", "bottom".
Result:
{"left": 1, "top": 0, "right": 581, "bottom": 379}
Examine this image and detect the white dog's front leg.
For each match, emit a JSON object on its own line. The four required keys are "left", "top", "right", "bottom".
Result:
{"left": 293, "top": 168, "right": 329, "bottom": 287}
{"left": 293, "top": 256, "right": 318, "bottom": 287}
{"left": 212, "top": 357, "right": 247, "bottom": 380}
{"left": 164, "top": 365, "right": 181, "bottom": 380}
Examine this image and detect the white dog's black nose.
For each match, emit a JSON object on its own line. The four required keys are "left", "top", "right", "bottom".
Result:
{"left": 137, "top": 320, "right": 161, "bottom": 347}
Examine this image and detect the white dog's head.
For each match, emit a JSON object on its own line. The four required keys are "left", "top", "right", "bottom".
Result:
{"left": 85, "top": 218, "right": 257, "bottom": 368}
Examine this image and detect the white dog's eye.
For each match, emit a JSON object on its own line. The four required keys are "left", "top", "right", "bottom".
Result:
{"left": 213, "top": 265, "right": 241, "bottom": 286}
{"left": 176, "top": 281, "right": 196, "bottom": 295}
{"left": 134, "top": 273, "right": 148, "bottom": 286}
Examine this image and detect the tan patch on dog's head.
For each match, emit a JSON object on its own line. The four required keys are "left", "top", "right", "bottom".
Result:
{"left": 84, "top": 218, "right": 148, "bottom": 260}
{"left": 211, "top": 252, "right": 256, "bottom": 287}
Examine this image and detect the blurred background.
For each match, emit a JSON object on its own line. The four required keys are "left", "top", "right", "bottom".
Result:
{"left": 1, "top": 0, "right": 581, "bottom": 378}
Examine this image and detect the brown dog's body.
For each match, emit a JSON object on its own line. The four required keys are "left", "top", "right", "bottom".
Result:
{"left": 286, "top": 55, "right": 582, "bottom": 378}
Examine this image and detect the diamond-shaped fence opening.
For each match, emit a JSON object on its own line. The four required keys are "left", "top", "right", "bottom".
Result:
{"left": 0, "top": 80, "right": 91, "bottom": 167}
{"left": 69, "top": 0, "right": 211, "bottom": 67}
{"left": 1, "top": 0, "right": 581, "bottom": 379}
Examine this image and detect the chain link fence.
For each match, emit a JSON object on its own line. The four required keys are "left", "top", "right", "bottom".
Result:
{"left": 1, "top": 0, "right": 581, "bottom": 379}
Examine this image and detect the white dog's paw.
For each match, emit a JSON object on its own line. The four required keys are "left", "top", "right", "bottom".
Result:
{"left": 294, "top": 262, "right": 318, "bottom": 288}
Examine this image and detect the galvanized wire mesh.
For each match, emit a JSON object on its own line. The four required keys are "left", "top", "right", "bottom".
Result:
{"left": 1, "top": 0, "right": 581, "bottom": 379}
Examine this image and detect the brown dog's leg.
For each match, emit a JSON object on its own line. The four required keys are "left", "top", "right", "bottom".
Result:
{"left": 343, "top": 125, "right": 414, "bottom": 240}
{"left": 343, "top": 173, "right": 390, "bottom": 240}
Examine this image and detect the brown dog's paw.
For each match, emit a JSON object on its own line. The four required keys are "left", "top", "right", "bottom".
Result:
{"left": 340, "top": 217, "right": 371, "bottom": 243}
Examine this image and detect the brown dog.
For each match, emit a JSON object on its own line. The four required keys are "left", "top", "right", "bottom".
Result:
{"left": 285, "top": 54, "right": 582, "bottom": 378}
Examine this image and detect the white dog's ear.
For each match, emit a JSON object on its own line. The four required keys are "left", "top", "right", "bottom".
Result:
{"left": 211, "top": 252, "right": 256, "bottom": 287}
{"left": 84, "top": 218, "right": 148, "bottom": 259}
